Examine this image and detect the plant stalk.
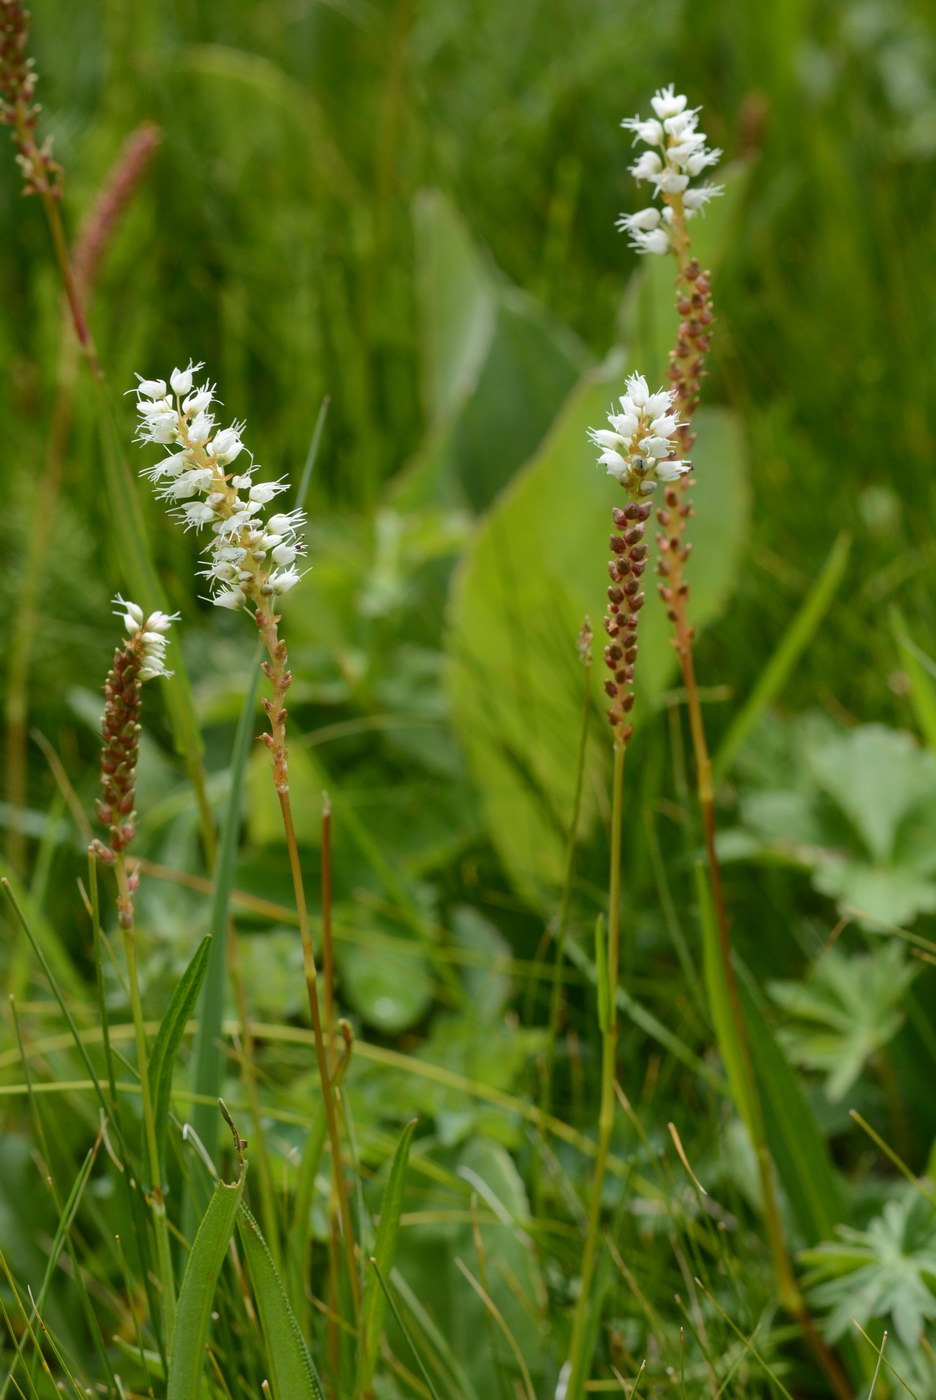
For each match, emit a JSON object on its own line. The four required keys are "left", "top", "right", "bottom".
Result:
{"left": 565, "top": 738, "right": 625, "bottom": 1400}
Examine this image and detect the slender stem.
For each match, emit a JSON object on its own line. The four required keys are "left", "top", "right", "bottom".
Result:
{"left": 278, "top": 787, "right": 360, "bottom": 1316}
{"left": 565, "top": 739, "right": 625, "bottom": 1400}
{"left": 540, "top": 646, "right": 592, "bottom": 1123}
{"left": 321, "top": 793, "right": 336, "bottom": 1064}
{"left": 114, "top": 857, "right": 177, "bottom": 1349}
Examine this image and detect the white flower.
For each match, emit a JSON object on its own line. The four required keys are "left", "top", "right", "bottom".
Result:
{"left": 135, "top": 376, "right": 167, "bottom": 400}
{"left": 631, "top": 227, "right": 671, "bottom": 255}
{"left": 621, "top": 115, "right": 664, "bottom": 145}
{"left": 683, "top": 183, "right": 723, "bottom": 213}
{"left": 625, "top": 373, "right": 649, "bottom": 407}
{"left": 650, "top": 84, "right": 687, "bottom": 120}
{"left": 249, "top": 480, "right": 285, "bottom": 504}
{"left": 214, "top": 587, "right": 247, "bottom": 610}
{"left": 655, "top": 170, "right": 689, "bottom": 195}
{"left": 184, "top": 388, "right": 214, "bottom": 415}
{"left": 188, "top": 411, "right": 215, "bottom": 443}
{"left": 655, "top": 458, "right": 691, "bottom": 482}
{"left": 211, "top": 426, "right": 245, "bottom": 464}
{"left": 170, "top": 361, "right": 202, "bottom": 396}
{"left": 271, "top": 566, "right": 302, "bottom": 593}
{"left": 630, "top": 150, "right": 663, "bottom": 182}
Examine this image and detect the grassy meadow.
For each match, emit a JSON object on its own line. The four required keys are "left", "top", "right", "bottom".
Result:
{"left": 3, "top": 0, "right": 936, "bottom": 1395}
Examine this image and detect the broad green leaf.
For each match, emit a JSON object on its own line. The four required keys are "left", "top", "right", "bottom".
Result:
{"left": 148, "top": 935, "right": 211, "bottom": 1180}
{"left": 167, "top": 1153, "right": 247, "bottom": 1400}
{"left": 237, "top": 1204, "right": 325, "bottom": 1400}
{"left": 767, "top": 943, "right": 917, "bottom": 1102}
{"left": 413, "top": 188, "right": 497, "bottom": 425}
{"left": 807, "top": 724, "right": 936, "bottom": 864}
{"left": 357, "top": 1119, "right": 417, "bottom": 1396}
{"left": 397, "top": 193, "right": 588, "bottom": 512}
{"left": 338, "top": 937, "right": 433, "bottom": 1035}
{"left": 447, "top": 379, "right": 748, "bottom": 904}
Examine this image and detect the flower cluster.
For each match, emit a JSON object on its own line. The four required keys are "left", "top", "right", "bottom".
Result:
{"left": 115, "top": 596, "right": 175, "bottom": 680}
{"left": 616, "top": 84, "right": 722, "bottom": 254}
{"left": 0, "top": 0, "right": 60, "bottom": 196}
{"left": 588, "top": 374, "right": 690, "bottom": 496}
{"left": 92, "top": 598, "right": 175, "bottom": 862}
{"left": 133, "top": 364, "right": 306, "bottom": 610}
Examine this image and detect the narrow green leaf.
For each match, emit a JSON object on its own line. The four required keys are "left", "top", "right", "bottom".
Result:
{"left": 236, "top": 1204, "right": 325, "bottom": 1400}
{"left": 696, "top": 862, "right": 759, "bottom": 1133}
{"left": 714, "top": 531, "right": 851, "bottom": 781}
{"left": 287, "top": 1108, "right": 328, "bottom": 1325}
{"left": 148, "top": 935, "right": 212, "bottom": 1180}
{"left": 735, "top": 963, "right": 845, "bottom": 1242}
{"left": 167, "top": 1147, "right": 246, "bottom": 1399}
{"left": 891, "top": 607, "right": 936, "bottom": 755}
{"left": 190, "top": 653, "right": 262, "bottom": 1166}
{"left": 357, "top": 1119, "right": 418, "bottom": 1396}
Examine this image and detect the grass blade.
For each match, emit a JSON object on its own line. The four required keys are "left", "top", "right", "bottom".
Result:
{"left": 149, "top": 935, "right": 212, "bottom": 1180}
{"left": 890, "top": 607, "right": 936, "bottom": 754}
{"left": 714, "top": 531, "right": 851, "bottom": 781}
{"left": 357, "top": 1118, "right": 417, "bottom": 1396}
{"left": 167, "top": 1105, "right": 247, "bottom": 1397}
{"left": 190, "top": 653, "right": 262, "bottom": 1165}
{"left": 236, "top": 1204, "right": 325, "bottom": 1400}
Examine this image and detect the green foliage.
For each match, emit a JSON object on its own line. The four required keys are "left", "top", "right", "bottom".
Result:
{"left": 167, "top": 1148, "right": 247, "bottom": 1399}
{"left": 803, "top": 1190, "right": 936, "bottom": 1390}
{"left": 727, "top": 716, "right": 936, "bottom": 926}
{"left": 237, "top": 1205, "right": 325, "bottom": 1400}
{"left": 768, "top": 942, "right": 918, "bottom": 1102}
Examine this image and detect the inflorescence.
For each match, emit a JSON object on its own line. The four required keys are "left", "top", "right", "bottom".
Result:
{"left": 133, "top": 364, "right": 307, "bottom": 611}
{"left": 92, "top": 598, "right": 175, "bottom": 862}
{"left": 588, "top": 374, "right": 694, "bottom": 740}
{"left": 588, "top": 374, "right": 690, "bottom": 496}
{"left": 0, "top": 0, "right": 61, "bottom": 196}
{"left": 616, "top": 83, "right": 722, "bottom": 255}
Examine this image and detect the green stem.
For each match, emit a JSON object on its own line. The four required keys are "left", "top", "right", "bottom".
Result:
{"left": 565, "top": 739, "right": 625, "bottom": 1400}
{"left": 540, "top": 650, "right": 592, "bottom": 1123}
{"left": 114, "top": 857, "right": 177, "bottom": 1349}
{"left": 278, "top": 787, "right": 360, "bottom": 1318}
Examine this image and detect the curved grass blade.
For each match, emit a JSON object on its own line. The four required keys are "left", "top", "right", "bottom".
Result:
{"left": 357, "top": 1118, "right": 417, "bottom": 1397}
{"left": 236, "top": 1203, "right": 325, "bottom": 1400}
{"left": 149, "top": 935, "right": 211, "bottom": 1180}
{"left": 714, "top": 531, "right": 851, "bottom": 781}
{"left": 167, "top": 1109, "right": 247, "bottom": 1398}
{"left": 190, "top": 653, "right": 262, "bottom": 1166}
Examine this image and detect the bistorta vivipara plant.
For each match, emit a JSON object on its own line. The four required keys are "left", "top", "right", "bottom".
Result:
{"left": 564, "top": 377, "right": 692, "bottom": 1400}
{"left": 89, "top": 597, "right": 179, "bottom": 1341}
{"left": 132, "top": 364, "right": 360, "bottom": 1315}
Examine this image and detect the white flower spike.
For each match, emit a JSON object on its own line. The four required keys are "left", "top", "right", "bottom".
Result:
{"left": 112, "top": 595, "right": 177, "bottom": 679}
{"left": 132, "top": 367, "right": 308, "bottom": 608}
{"left": 618, "top": 84, "right": 723, "bottom": 255}
{"left": 587, "top": 376, "right": 690, "bottom": 496}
